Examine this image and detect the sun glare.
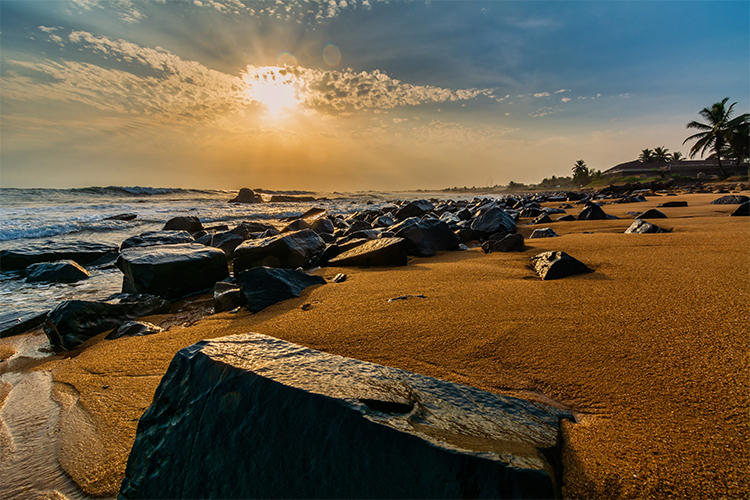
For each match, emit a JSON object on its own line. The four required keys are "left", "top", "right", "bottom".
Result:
{"left": 243, "top": 66, "right": 300, "bottom": 117}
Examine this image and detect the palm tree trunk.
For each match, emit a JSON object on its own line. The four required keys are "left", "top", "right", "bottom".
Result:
{"left": 715, "top": 135, "right": 727, "bottom": 177}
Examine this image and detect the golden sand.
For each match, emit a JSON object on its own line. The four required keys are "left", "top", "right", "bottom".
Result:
{"left": 12, "top": 193, "right": 749, "bottom": 498}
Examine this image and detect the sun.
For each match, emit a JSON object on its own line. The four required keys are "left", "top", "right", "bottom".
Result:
{"left": 243, "top": 66, "right": 300, "bottom": 117}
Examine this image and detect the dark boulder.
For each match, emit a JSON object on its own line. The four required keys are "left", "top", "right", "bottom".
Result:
{"left": 232, "top": 222, "right": 277, "bottom": 237}
{"left": 229, "top": 188, "right": 262, "bottom": 204}
{"left": 327, "top": 238, "right": 408, "bottom": 267}
{"left": 282, "top": 219, "right": 312, "bottom": 233}
{"left": 43, "top": 294, "right": 170, "bottom": 350}
{"left": 529, "top": 227, "right": 558, "bottom": 239}
{"left": 237, "top": 268, "right": 325, "bottom": 313}
{"left": 195, "top": 231, "right": 245, "bottom": 258}
{"left": 394, "top": 200, "right": 434, "bottom": 221}
{"left": 636, "top": 209, "right": 667, "bottom": 219}
{"left": 233, "top": 230, "right": 326, "bottom": 272}
{"left": 530, "top": 213, "right": 553, "bottom": 225}
{"left": 0, "top": 241, "right": 119, "bottom": 272}
{"left": 469, "top": 207, "right": 516, "bottom": 236}
{"left": 710, "top": 195, "right": 749, "bottom": 205}
{"left": 577, "top": 203, "right": 609, "bottom": 221}
{"left": 120, "top": 333, "right": 572, "bottom": 500}
{"left": 105, "top": 321, "right": 162, "bottom": 340}
{"left": 625, "top": 219, "right": 670, "bottom": 234}
{"left": 556, "top": 214, "right": 576, "bottom": 222}
{"left": 731, "top": 201, "right": 750, "bottom": 216}
{"left": 531, "top": 251, "right": 592, "bottom": 280}
{"left": 348, "top": 229, "right": 380, "bottom": 241}
{"left": 372, "top": 214, "right": 395, "bottom": 228}
{"left": 519, "top": 207, "right": 544, "bottom": 218}
{"left": 213, "top": 282, "right": 244, "bottom": 313}
{"left": 311, "top": 218, "right": 335, "bottom": 235}
{"left": 345, "top": 220, "right": 373, "bottom": 234}
{"left": 163, "top": 216, "right": 203, "bottom": 233}
{"left": 25, "top": 260, "right": 90, "bottom": 283}
{"left": 455, "top": 228, "right": 486, "bottom": 244}
{"left": 658, "top": 201, "right": 688, "bottom": 208}
{"left": 116, "top": 244, "right": 229, "bottom": 300}
{"left": 104, "top": 213, "right": 137, "bottom": 221}
{"left": 393, "top": 219, "right": 460, "bottom": 257}
{"left": 481, "top": 233, "right": 524, "bottom": 253}
{"left": 121, "top": 231, "right": 194, "bottom": 250}
{"left": 269, "top": 194, "right": 316, "bottom": 203}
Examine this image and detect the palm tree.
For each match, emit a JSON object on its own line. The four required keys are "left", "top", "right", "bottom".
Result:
{"left": 683, "top": 97, "right": 746, "bottom": 177}
{"left": 638, "top": 148, "right": 653, "bottom": 163}
{"left": 652, "top": 146, "right": 670, "bottom": 163}
{"left": 670, "top": 151, "right": 684, "bottom": 162}
{"left": 572, "top": 159, "right": 591, "bottom": 187}
{"left": 726, "top": 117, "right": 750, "bottom": 170}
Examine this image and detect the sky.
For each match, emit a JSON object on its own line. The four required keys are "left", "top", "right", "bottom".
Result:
{"left": 1, "top": 0, "right": 748, "bottom": 191}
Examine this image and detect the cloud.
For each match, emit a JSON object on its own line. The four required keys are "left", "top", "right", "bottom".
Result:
{"left": 555, "top": 89, "right": 570, "bottom": 94}
{"left": 411, "top": 120, "right": 518, "bottom": 145}
{"left": 561, "top": 97, "right": 571, "bottom": 103}
{"left": 534, "top": 92, "right": 550, "bottom": 98}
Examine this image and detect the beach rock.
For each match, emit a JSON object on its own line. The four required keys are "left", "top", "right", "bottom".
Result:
{"left": 710, "top": 195, "right": 749, "bottom": 205}
{"left": 658, "top": 201, "right": 688, "bottom": 208}
{"left": 636, "top": 209, "right": 667, "bottom": 219}
{"left": 348, "top": 229, "right": 380, "bottom": 241}
{"left": 116, "top": 244, "right": 229, "bottom": 300}
{"left": 331, "top": 273, "right": 347, "bottom": 283}
{"left": 327, "top": 238, "right": 408, "bottom": 267}
{"left": 393, "top": 219, "right": 460, "bottom": 256}
{"left": 163, "top": 216, "right": 203, "bottom": 233}
{"left": 531, "top": 213, "right": 553, "bottom": 225}
{"left": 531, "top": 251, "right": 592, "bottom": 280}
{"left": 120, "top": 333, "right": 572, "bottom": 500}
{"left": 195, "top": 231, "right": 245, "bottom": 258}
{"left": 105, "top": 321, "right": 162, "bottom": 340}
{"left": 0, "top": 312, "right": 49, "bottom": 339}
{"left": 577, "top": 203, "right": 609, "bottom": 221}
{"left": 269, "top": 194, "right": 316, "bottom": 203}
{"left": 282, "top": 219, "right": 312, "bottom": 233}
{"left": 529, "top": 228, "right": 559, "bottom": 239}
{"left": 104, "top": 213, "right": 138, "bottom": 221}
{"left": 25, "top": 260, "right": 90, "bottom": 283}
{"left": 121, "top": 231, "right": 194, "bottom": 250}
{"left": 519, "top": 207, "right": 544, "bottom": 218}
{"left": 231, "top": 222, "right": 277, "bottom": 237}
{"left": 372, "top": 214, "right": 396, "bottom": 228}
{"left": 731, "top": 201, "right": 750, "bottom": 216}
{"left": 229, "top": 188, "right": 262, "bottom": 204}
{"left": 556, "top": 214, "right": 576, "bottom": 222}
{"left": 233, "top": 230, "right": 326, "bottom": 271}
{"left": 455, "top": 228, "right": 486, "bottom": 243}
{"left": 0, "top": 241, "right": 119, "bottom": 272}
{"left": 281, "top": 207, "right": 327, "bottom": 223}
{"left": 311, "top": 218, "right": 335, "bottom": 235}
{"left": 43, "top": 294, "right": 169, "bottom": 350}
{"left": 469, "top": 207, "right": 516, "bottom": 236}
{"left": 213, "top": 283, "right": 244, "bottom": 313}
{"left": 394, "top": 200, "right": 434, "bottom": 221}
{"left": 481, "top": 233, "right": 524, "bottom": 253}
{"left": 625, "top": 219, "right": 670, "bottom": 234}
{"left": 236, "top": 267, "right": 325, "bottom": 313}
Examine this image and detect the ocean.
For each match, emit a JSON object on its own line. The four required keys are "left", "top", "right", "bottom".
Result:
{"left": 0, "top": 186, "right": 473, "bottom": 335}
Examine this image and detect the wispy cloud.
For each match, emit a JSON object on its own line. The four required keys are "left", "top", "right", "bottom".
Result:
{"left": 534, "top": 92, "right": 550, "bottom": 98}
{"left": 555, "top": 89, "right": 570, "bottom": 94}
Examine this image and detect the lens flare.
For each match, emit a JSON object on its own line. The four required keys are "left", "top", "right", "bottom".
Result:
{"left": 242, "top": 66, "right": 300, "bottom": 117}
{"left": 323, "top": 44, "right": 341, "bottom": 66}
{"left": 277, "top": 51, "right": 298, "bottom": 67}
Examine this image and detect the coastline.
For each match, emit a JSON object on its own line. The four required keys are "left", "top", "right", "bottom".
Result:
{"left": 1, "top": 192, "right": 748, "bottom": 498}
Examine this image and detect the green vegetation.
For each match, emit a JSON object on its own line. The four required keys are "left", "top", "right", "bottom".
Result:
{"left": 571, "top": 159, "right": 602, "bottom": 187}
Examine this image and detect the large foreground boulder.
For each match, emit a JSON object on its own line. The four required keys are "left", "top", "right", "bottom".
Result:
{"left": 731, "top": 201, "right": 750, "bottom": 216}
{"left": 163, "top": 216, "right": 203, "bottom": 233}
{"left": 531, "top": 251, "right": 592, "bottom": 280}
{"left": 237, "top": 267, "right": 325, "bottom": 313}
{"left": 0, "top": 241, "right": 119, "bottom": 271}
{"left": 116, "top": 244, "right": 229, "bottom": 300}
{"left": 327, "top": 237, "right": 408, "bottom": 267}
{"left": 120, "top": 333, "right": 573, "bottom": 499}
{"left": 43, "top": 294, "right": 169, "bottom": 350}
{"left": 393, "top": 219, "right": 460, "bottom": 256}
{"left": 233, "top": 230, "right": 325, "bottom": 271}
{"left": 469, "top": 207, "right": 516, "bottom": 236}
{"left": 25, "top": 260, "right": 90, "bottom": 283}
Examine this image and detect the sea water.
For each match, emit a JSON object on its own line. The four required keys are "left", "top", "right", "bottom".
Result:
{"left": 0, "top": 186, "right": 466, "bottom": 334}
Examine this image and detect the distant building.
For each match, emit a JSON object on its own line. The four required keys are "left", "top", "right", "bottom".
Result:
{"left": 602, "top": 159, "right": 739, "bottom": 179}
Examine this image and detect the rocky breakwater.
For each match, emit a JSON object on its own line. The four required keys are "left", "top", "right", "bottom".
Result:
{"left": 120, "top": 333, "right": 573, "bottom": 499}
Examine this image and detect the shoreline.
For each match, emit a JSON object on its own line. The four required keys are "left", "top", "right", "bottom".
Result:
{"left": 0, "top": 192, "right": 748, "bottom": 498}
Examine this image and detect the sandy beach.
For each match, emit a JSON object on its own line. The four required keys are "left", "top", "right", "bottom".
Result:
{"left": 1, "top": 192, "right": 748, "bottom": 499}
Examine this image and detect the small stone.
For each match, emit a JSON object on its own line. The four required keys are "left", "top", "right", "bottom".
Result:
{"left": 625, "top": 219, "right": 670, "bottom": 234}
{"left": 529, "top": 228, "right": 558, "bottom": 239}
{"left": 331, "top": 273, "right": 347, "bottom": 283}
{"left": 531, "top": 251, "right": 592, "bottom": 280}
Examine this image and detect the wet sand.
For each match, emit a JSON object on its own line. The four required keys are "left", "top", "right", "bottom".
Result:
{"left": 2, "top": 192, "right": 748, "bottom": 498}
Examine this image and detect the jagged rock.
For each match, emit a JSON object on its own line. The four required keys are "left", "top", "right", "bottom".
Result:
{"left": 519, "top": 207, "right": 544, "bottom": 218}
{"left": 331, "top": 273, "right": 347, "bottom": 283}
{"left": 392, "top": 219, "right": 460, "bottom": 257}
{"left": 577, "top": 203, "right": 609, "bottom": 220}
{"left": 731, "top": 201, "right": 750, "bottom": 216}
{"left": 710, "top": 195, "right": 749, "bottom": 205}
{"left": 530, "top": 213, "right": 552, "bottom": 225}
{"left": 372, "top": 214, "right": 395, "bottom": 228}
{"left": 481, "top": 233, "right": 524, "bottom": 253}
{"left": 120, "top": 333, "right": 573, "bottom": 500}
{"left": 229, "top": 188, "right": 262, "bottom": 203}
{"left": 237, "top": 267, "right": 325, "bottom": 313}
{"left": 658, "top": 201, "right": 688, "bottom": 208}
{"left": 0, "top": 312, "right": 49, "bottom": 339}
{"left": 456, "top": 208, "right": 473, "bottom": 220}
{"left": 344, "top": 220, "right": 373, "bottom": 234}
{"left": 0, "top": 241, "right": 119, "bottom": 272}
{"left": 282, "top": 219, "right": 312, "bottom": 233}
{"left": 636, "top": 209, "right": 667, "bottom": 219}
{"left": 556, "top": 214, "right": 576, "bottom": 221}
{"left": 213, "top": 284, "right": 244, "bottom": 313}
{"left": 116, "top": 244, "right": 229, "bottom": 300}
{"left": 195, "top": 231, "right": 245, "bottom": 258}
{"left": 394, "top": 200, "right": 434, "bottom": 221}
{"left": 231, "top": 222, "right": 277, "bottom": 237}
{"left": 311, "top": 218, "right": 335, "bottom": 235}
{"left": 105, "top": 321, "right": 162, "bottom": 340}
{"left": 280, "top": 207, "right": 327, "bottom": 222}
{"left": 625, "top": 219, "right": 670, "bottom": 234}
{"left": 531, "top": 251, "right": 592, "bottom": 280}
{"left": 233, "top": 230, "right": 326, "bottom": 271}
{"left": 104, "top": 213, "right": 137, "bottom": 221}
{"left": 529, "top": 228, "right": 558, "bottom": 239}
{"left": 348, "top": 230, "right": 380, "bottom": 241}
{"left": 25, "top": 260, "right": 90, "bottom": 283}
{"left": 327, "top": 238, "right": 408, "bottom": 267}
{"left": 455, "top": 228, "right": 486, "bottom": 243}
{"left": 469, "top": 207, "right": 516, "bottom": 236}
{"left": 163, "top": 216, "right": 203, "bottom": 233}
{"left": 121, "top": 231, "right": 194, "bottom": 250}
{"left": 43, "top": 294, "right": 170, "bottom": 350}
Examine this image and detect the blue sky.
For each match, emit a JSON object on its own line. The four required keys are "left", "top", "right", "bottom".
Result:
{"left": 1, "top": 0, "right": 748, "bottom": 190}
